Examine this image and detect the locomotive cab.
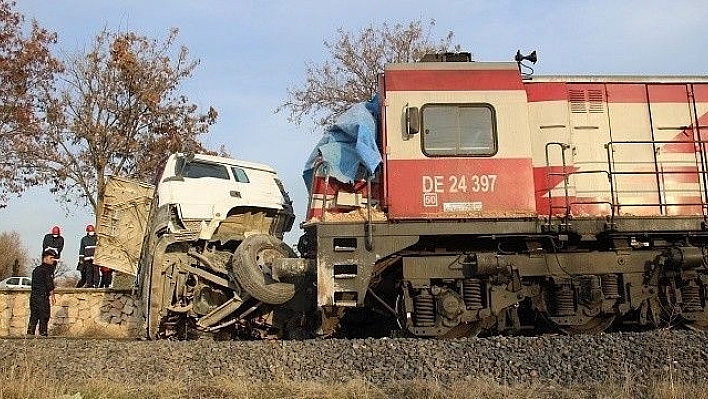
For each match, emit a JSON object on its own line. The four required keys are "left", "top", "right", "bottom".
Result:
{"left": 382, "top": 60, "right": 537, "bottom": 220}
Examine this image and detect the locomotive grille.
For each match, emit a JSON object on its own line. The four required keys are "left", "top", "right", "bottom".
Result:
{"left": 569, "top": 89, "right": 605, "bottom": 114}
{"left": 569, "top": 90, "right": 586, "bottom": 113}
{"left": 588, "top": 90, "right": 604, "bottom": 113}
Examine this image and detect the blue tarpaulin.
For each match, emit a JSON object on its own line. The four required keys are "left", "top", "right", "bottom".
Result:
{"left": 303, "top": 95, "right": 382, "bottom": 190}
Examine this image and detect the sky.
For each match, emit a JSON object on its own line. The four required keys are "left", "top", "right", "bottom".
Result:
{"left": 2, "top": 0, "right": 708, "bottom": 270}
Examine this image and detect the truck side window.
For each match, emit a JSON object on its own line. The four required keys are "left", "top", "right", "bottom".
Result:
{"left": 421, "top": 104, "right": 497, "bottom": 156}
{"left": 231, "top": 167, "right": 250, "bottom": 183}
{"left": 182, "top": 161, "right": 230, "bottom": 180}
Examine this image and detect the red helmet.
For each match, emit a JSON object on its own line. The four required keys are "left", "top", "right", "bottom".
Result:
{"left": 86, "top": 224, "right": 95, "bottom": 233}
{"left": 51, "top": 226, "right": 60, "bottom": 235}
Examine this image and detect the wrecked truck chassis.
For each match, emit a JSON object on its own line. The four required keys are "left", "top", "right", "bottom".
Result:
{"left": 139, "top": 231, "right": 316, "bottom": 340}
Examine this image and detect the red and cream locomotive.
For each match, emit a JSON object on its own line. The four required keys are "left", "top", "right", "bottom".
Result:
{"left": 301, "top": 52, "right": 708, "bottom": 337}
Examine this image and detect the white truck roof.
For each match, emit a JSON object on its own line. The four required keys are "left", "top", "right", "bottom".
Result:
{"left": 188, "top": 153, "right": 277, "bottom": 174}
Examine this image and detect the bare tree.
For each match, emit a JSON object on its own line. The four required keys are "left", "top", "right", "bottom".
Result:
{"left": 13, "top": 28, "right": 218, "bottom": 215}
{"left": 278, "top": 19, "right": 459, "bottom": 127}
{"left": 0, "top": 0, "right": 62, "bottom": 207}
{"left": 0, "top": 231, "right": 29, "bottom": 278}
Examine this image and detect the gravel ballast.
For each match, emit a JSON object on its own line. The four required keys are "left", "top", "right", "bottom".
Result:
{"left": 2, "top": 330, "right": 707, "bottom": 387}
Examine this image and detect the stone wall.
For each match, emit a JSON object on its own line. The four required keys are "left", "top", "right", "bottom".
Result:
{"left": 0, "top": 288, "right": 140, "bottom": 338}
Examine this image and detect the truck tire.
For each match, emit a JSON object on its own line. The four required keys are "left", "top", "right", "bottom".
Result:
{"left": 230, "top": 234, "right": 296, "bottom": 305}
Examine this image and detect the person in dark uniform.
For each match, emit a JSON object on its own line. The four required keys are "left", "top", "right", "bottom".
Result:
{"left": 78, "top": 224, "right": 99, "bottom": 288}
{"left": 75, "top": 225, "right": 89, "bottom": 288}
{"left": 75, "top": 259, "right": 88, "bottom": 288}
{"left": 27, "top": 248, "right": 57, "bottom": 337}
{"left": 99, "top": 266, "right": 113, "bottom": 288}
{"left": 41, "top": 225, "right": 64, "bottom": 264}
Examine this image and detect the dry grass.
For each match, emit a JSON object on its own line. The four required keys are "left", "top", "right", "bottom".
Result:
{"left": 0, "top": 337, "right": 705, "bottom": 399}
{"left": 0, "top": 367, "right": 705, "bottom": 399}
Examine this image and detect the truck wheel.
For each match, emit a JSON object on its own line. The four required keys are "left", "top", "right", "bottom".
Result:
{"left": 230, "top": 234, "right": 296, "bottom": 305}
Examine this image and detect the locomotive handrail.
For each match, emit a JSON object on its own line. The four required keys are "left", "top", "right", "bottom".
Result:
{"left": 546, "top": 169, "right": 613, "bottom": 219}
{"left": 306, "top": 159, "right": 329, "bottom": 222}
{"left": 544, "top": 142, "right": 572, "bottom": 226}
{"left": 544, "top": 138, "right": 708, "bottom": 229}
{"left": 606, "top": 139, "right": 708, "bottom": 145}
{"left": 689, "top": 95, "right": 708, "bottom": 221}
{"left": 365, "top": 175, "right": 374, "bottom": 251}
{"left": 606, "top": 139, "right": 708, "bottom": 220}
{"left": 602, "top": 170, "right": 708, "bottom": 175}
{"left": 321, "top": 167, "right": 331, "bottom": 223}
{"left": 306, "top": 159, "right": 376, "bottom": 240}
{"left": 543, "top": 143, "right": 614, "bottom": 227}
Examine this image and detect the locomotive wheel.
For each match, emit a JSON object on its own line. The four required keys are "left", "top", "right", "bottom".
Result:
{"left": 395, "top": 293, "right": 486, "bottom": 338}
{"left": 556, "top": 315, "right": 615, "bottom": 335}
{"left": 230, "top": 234, "right": 296, "bottom": 305}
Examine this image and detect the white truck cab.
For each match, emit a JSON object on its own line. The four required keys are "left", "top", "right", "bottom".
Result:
{"left": 155, "top": 153, "right": 295, "bottom": 241}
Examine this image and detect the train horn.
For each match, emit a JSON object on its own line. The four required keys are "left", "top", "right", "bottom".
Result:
{"left": 515, "top": 50, "right": 537, "bottom": 64}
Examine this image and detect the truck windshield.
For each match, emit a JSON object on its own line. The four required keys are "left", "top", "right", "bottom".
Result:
{"left": 182, "top": 161, "right": 230, "bottom": 180}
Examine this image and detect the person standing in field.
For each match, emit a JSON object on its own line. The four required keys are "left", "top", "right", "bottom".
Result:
{"left": 27, "top": 248, "right": 57, "bottom": 337}
{"left": 78, "top": 224, "right": 99, "bottom": 288}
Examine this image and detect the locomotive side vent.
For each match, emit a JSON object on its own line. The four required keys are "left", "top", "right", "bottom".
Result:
{"left": 569, "top": 90, "right": 586, "bottom": 113}
{"left": 569, "top": 89, "right": 605, "bottom": 114}
{"left": 334, "top": 263, "right": 358, "bottom": 276}
{"left": 588, "top": 89, "right": 604, "bottom": 113}
{"left": 334, "top": 291, "right": 358, "bottom": 306}
{"left": 333, "top": 237, "right": 357, "bottom": 252}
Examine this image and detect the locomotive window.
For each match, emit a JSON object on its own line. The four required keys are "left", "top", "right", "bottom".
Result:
{"left": 421, "top": 104, "right": 497, "bottom": 156}
{"left": 182, "top": 161, "right": 230, "bottom": 180}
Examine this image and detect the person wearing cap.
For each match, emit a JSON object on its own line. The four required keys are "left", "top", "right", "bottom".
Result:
{"left": 27, "top": 248, "right": 57, "bottom": 337}
{"left": 41, "top": 225, "right": 64, "bottom": 261}
{"left": 78, "top": 224, "right": 99, "bottom": 288}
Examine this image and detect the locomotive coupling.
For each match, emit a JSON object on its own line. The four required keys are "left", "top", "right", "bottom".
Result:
{"left": 272, "top": 258, "right": 316, "bottom": 278}
{"left": 662, "top": 246, "right": 707, "bottom": 270}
